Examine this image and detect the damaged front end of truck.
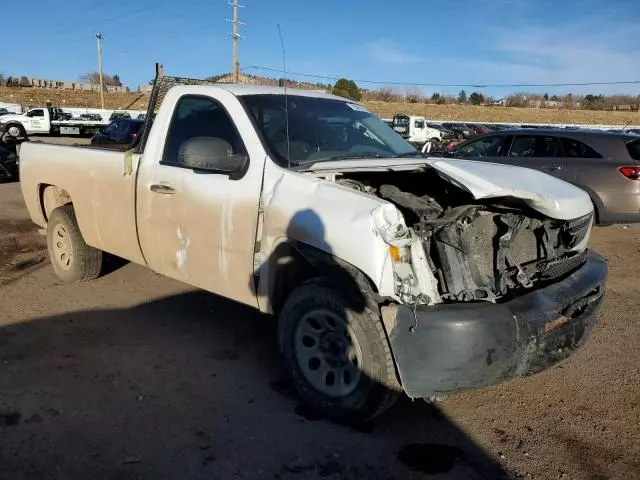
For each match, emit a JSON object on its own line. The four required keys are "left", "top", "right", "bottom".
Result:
{"left": 307, "top": 158, "right": 608, "bottom": 399}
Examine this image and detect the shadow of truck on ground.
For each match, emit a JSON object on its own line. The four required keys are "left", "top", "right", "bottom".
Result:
{"left": 0, "top": 289, "right": 512, "bottom": 479}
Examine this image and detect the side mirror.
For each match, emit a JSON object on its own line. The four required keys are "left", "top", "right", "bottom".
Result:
{"left": 178, "top": 136, "right": 248, "bottom": 179}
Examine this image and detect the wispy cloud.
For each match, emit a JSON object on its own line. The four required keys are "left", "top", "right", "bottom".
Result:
{"left": 367, "top": 39, "right": 423, "bottom": 64}
{"left": 436, "top": 18, "right": 640, "bottom": 94}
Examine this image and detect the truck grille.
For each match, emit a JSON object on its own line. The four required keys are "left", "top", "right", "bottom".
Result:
{"left": 538, "top": 250, "right": 588, "bottom": 281}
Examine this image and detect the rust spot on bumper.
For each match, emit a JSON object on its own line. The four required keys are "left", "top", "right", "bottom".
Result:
{"left": 544, "top": 315, "right": 568, "bottom": 333}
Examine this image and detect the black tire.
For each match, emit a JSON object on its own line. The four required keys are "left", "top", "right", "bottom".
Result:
{"left": 10, "top": 162, "right": 19, "bottom": 181}
{"left": 5, "top": 123, "right": 25, "bottom": 139}
{"left": 278, "top": 280, "right": 401, "bottom": 420}
{"left": 46, "top": 205, "right": 103, "bottom": 282}
{"left": 430, "top": 137, "right": 440, "bottom": 145}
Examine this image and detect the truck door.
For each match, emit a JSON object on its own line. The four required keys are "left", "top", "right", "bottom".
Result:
{"left": 136, "top": 93, "right": 265, "bottom": 308}
{"left": 25, "top": 109, "right": 50, "bottom": 133}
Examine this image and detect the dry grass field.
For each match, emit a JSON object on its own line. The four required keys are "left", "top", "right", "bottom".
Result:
{"left": 0, "top": 87, "right": 150, "bottom": 110}
{"left": 366, "top": 100, "right": 640, "bottom": 125}
{"left": 2, "top": 86, "right": 639, "bottom": 125}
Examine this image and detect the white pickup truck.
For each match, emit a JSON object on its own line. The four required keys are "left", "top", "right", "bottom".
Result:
{"left": 19, "top": 70, "right": 607, "bottom": 420}
{"left": 0, "top": 107, "right": 108, "bottom": 137}
{"left": 384, "top": 114, "right": 443, "bottom": 148}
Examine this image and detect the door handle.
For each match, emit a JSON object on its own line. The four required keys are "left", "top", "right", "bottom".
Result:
{"left": 149, "top": 184, "right": 176, "bottom": 194}
{"left": 543, "top": 166, "right": 561, "bottom": 171}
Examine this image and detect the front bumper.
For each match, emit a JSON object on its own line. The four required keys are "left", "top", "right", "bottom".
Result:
{"left": 383, "top": 250, "right": 607, "bottom": 398}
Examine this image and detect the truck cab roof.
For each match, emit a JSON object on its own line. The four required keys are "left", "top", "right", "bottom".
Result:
{"left": 168, "top": 83, "right": 346, "bottom": 101}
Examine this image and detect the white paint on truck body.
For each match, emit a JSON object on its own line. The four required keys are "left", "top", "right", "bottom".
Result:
{"left": 256, "top": 161, "right": 397, "bottom": 312}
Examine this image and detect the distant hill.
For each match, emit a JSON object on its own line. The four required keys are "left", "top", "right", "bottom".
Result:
{"left": 210, "top": 72, "right": 330, "bottom": 91}
{"left": 2, "top": 80, "right": 638, "bottom": 126}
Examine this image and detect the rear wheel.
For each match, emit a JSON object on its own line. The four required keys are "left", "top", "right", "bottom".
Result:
{"left": 47, "top": 205, "right": 103, "bottom": 282}
{"left": 278, "top": 281, "right": 401, "bottom": 420}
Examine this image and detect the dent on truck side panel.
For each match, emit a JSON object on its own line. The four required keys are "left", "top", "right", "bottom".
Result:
{"left": 255, "top": 164, "right": 396, "bottom": 314}
{"left": 175, "top": 226, "right": 191, "bottom": 272}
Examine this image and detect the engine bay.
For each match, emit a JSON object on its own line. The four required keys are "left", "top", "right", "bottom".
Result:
{"left": 329, "top": 168, "right": 592, "bottom": 304}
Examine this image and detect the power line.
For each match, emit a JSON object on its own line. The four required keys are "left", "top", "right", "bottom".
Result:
{"left": 49, "top": 0, "right": 184, "bottom": 39}
{"left": 246, "top": 65, "right": 640, "bottom": 88}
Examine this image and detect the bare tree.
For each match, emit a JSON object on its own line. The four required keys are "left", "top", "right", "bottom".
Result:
{"left": 79, "top": 72, "right": 123, "bottom": 87}
{"left": 375, "top": 87, "right": 399, "bottom": 102}
{"left": 405, "top": 87, "right": 423, "bottom": 103}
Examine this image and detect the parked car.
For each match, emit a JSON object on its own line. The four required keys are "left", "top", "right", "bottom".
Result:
{"left": 465, "top": 123, "right": 491, "bottom": 136}
{"left": 91, "top": 118, "right": 144, "bottom": 147}
{"left": 55, "top": 111, "right": 73, "bottom": 121}
{"left": 449, "top": 129, "right": 640, "bottom": 224}
{"left": 77, "top": 113, "right": 103, "bottom": 122}
{"left": 109, "top": 111, "right": 131, "bottom": 121}
{"left": 427, "top": 123, "right": 456, "bottom": 140}
{"left": 0, "top": 130, "right": 20, "bottom": 181}
{"left": 485, "top": 124, "right": 512, "bottom": 132}
{"left": 0, "top": 108, "right": 11, "bottom": 116}
{"left": 441, "top": 122, "right": 475, "bottom": 139}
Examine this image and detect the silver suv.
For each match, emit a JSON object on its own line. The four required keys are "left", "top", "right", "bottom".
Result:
{"left": 450, "top": 129, "right": 640, "bottom": 224}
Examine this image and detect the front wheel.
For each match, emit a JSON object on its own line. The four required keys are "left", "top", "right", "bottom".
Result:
{"left": 278, "top": 281, "right": 401, "bottom": 420}
{"left": 47, "top": 205, "right": 103, "bottom": 282}
{"left": 6, "top": 123, "right": 25, "bottom": 138}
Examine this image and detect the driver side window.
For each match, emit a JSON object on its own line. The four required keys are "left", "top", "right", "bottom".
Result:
{"left": 27, "top": 109, "right": 44, "bottom": 118}
{"left": 161, "top": 95, "right": 247, "bottom": 167}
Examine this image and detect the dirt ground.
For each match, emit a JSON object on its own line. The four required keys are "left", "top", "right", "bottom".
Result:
{"left": 1, "top": 153, "right": 639, "bottom": 479}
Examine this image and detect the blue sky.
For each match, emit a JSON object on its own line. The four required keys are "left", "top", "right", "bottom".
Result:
{"left": 3, "top": 0, "right": 640, "bottom": 97}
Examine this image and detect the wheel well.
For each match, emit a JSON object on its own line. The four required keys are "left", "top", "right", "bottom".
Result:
{"left": 5, "top": 122, "right": 25, "bottom": 133}
{"left": 39, "top": 184, "right": 72, "bottom": 222}
{"left": 268, "top": 241, "right": 379, "bottom": 315}
{"left": 567, "top": 182, "right": 604, "bottom": 225}
{"left": 591, "top": 199, "right": 600, "bottom": 224}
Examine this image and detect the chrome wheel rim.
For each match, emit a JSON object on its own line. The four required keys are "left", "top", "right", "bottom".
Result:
{"left": 8, "top": 126, "right": 21, "bottom": 137}
{"left": 52, "top": 223, "right": 73, "bottom": 271}
{"left": 294, "top": 308, "right": 363, "bottom": 398}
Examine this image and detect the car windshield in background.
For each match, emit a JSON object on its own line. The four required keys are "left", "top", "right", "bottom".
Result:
{"left": 240, "top": 94, "right": 416, "bottom": 166}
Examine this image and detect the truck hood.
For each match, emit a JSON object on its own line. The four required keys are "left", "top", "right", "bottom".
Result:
{"left": 303, "top": 157, "right": 592, "bottom": 220}
{"left": 0, "top": 114, "right": 25, "bottom": 123}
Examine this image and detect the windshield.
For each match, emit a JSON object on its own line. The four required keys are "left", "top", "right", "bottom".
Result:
{"left": 241, "top": 94, "right": 416, "bottom": 166}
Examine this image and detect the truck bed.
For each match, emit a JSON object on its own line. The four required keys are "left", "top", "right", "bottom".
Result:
{"left": 19, "top": 141, "right": 145, "bottom": 265}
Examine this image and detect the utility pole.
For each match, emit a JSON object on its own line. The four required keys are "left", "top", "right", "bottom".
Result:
{"left": 228, "top": 0, "right": 245, "bottom": 83}
{"left": 96, "top": 32, "right": 105, "bottom": 109}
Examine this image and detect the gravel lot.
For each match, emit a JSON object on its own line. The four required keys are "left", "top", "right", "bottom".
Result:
{"left": 1, "top": 140, "right": 639, "bottom": 479}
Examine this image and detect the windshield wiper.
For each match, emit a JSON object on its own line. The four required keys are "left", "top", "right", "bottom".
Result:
{"left": 394, "top": 151, "right": 424, "bottom": 157}
{"left": 326, "top": 152, "right": 386, "bottom": 161}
